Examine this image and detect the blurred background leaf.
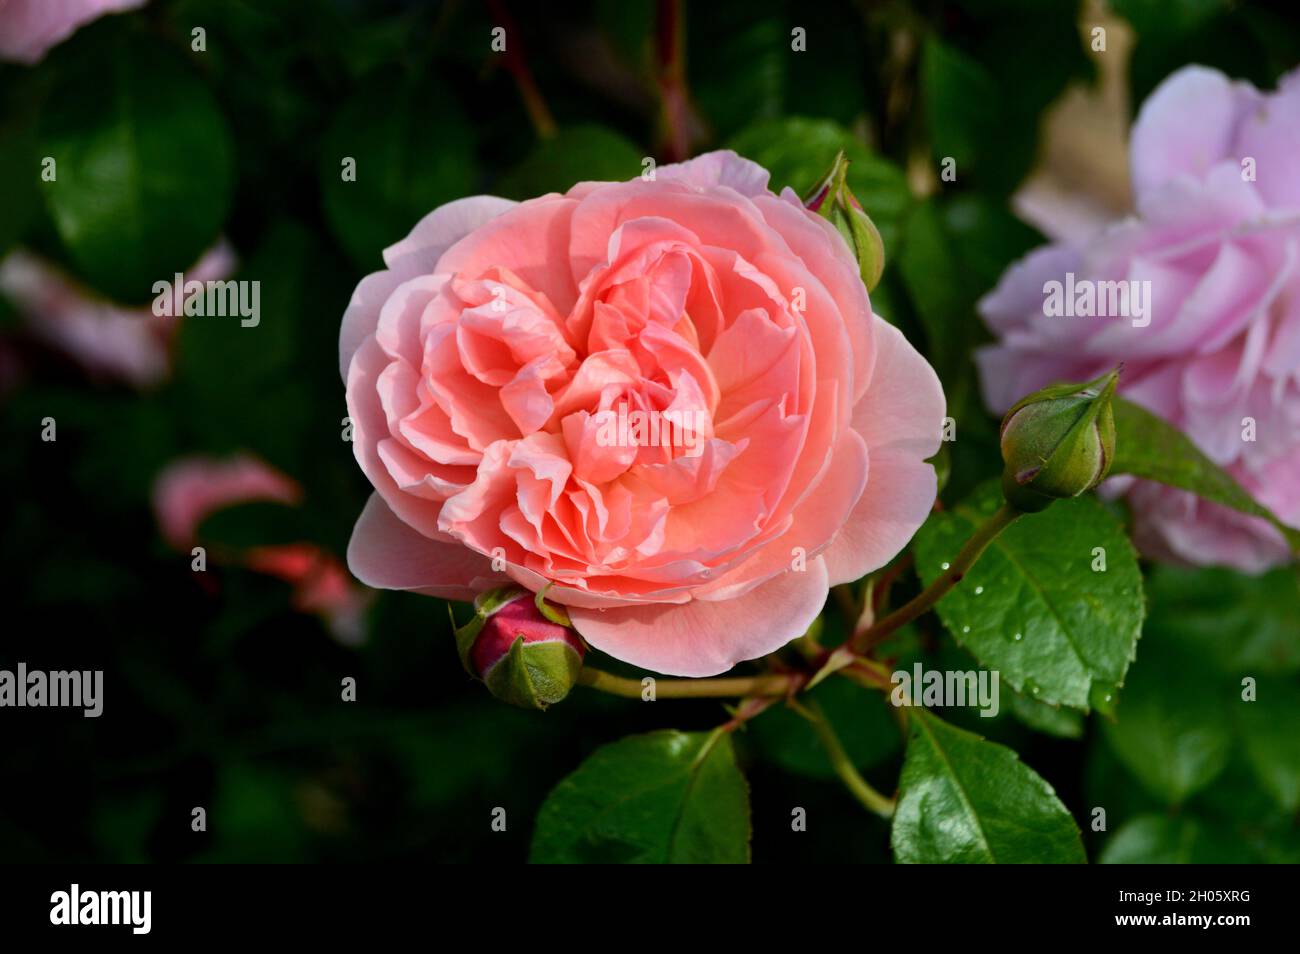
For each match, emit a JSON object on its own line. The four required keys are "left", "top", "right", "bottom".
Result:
{"left": 36, "top": 20, "right": 233, "bottom": 303}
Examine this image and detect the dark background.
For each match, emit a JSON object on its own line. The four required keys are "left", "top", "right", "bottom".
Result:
{"left": 2, "top": 0, "right": 1298, "bottom": 863}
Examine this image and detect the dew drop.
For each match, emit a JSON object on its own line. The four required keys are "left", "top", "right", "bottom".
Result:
{"left": 941, "top": 562, "right": 951, "bottom": 571}
{"left": 962, "top": 625, "right": 970, "bottom": 634}
{"left": 974, "top": 585, "right": 984, "bottom": 595}
{"left": 1013, "top": 632, "right": 1023, "bottom": 642}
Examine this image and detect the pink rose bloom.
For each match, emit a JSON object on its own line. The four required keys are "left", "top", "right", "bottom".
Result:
{"left": 340, "top": 150, "right": 944, "bottom": 676}
{"left": 152, "top": 454, "right": 371, "bottom": 644}
{"left": 979, "top": 66, "right": 1300, "bottom": 573}
{"left": 245, "top": 544, "right": 371, "bottom": 647}
{"left": 0, "top": 242, "right": 236, "bottom": 388}
{"left": 0, "top": 0, "right": 144, "bottom": 64}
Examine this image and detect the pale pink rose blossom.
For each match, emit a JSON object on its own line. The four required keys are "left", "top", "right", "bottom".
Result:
{"left": 979, "top": 66, "right": 1300, "bottom": 572}
{"left": 340, "top": 150, "right": 945, "bottom": 676}
{"left": 152, "top": 454, "right": 371, "bottom": 644}
{"left": 0, "top": 0, "right": 145, "bottom": 64}
{"left": 0, "top": 242, "right": 236, "bottom": 388}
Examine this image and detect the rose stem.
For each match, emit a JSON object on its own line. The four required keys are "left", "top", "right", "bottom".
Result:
{"left": 790, "top": 699, "right": 896, "bottom": 819}
{"left": 655, "top": 0, "right": 691, "bottom": 162}
{"left": 576, "top": 668, "right": 800, "bottom": 699}
{"left": 851, "top": 502, "right": 1022, "bottom": 654}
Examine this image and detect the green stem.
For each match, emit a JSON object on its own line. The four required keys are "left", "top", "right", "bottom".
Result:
{"left": 853, "top": 502, "right": 1022, "bottom": 653}
{"left": 577, "top": 668, "right": 799, "bottom": 699}
{"left": 793, "top": 700, "right": 895, "bottom": 819}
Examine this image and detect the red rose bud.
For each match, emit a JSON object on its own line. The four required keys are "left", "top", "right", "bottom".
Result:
{"left": 452, "top": 586, "right": 585, "bottom": 710}
{"left": 999, "top": 367, "right": 1120, "bottom": 513}
{"left": 802, "top": 150, "right": 885, "bottom": 292}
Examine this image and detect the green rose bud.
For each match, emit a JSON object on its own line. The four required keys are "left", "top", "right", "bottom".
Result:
{"left": 450, "top": 586, "right": 585, "bottom": 710}
{"left": 998, "top": 367, "right": 1120, "bottom": 513}
{"left": 803, "top": 150, "right": 885, "bottom": 292}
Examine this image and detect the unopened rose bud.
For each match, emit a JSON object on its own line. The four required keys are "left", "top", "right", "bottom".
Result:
{"left": 451, "top": 586, "right": 585, "bottom": 710}
{"left": 999, "top": 367, "right": 1120, "bottom": 513}
{"left": 803, "top": 150, "right": 885, "bottom": 291}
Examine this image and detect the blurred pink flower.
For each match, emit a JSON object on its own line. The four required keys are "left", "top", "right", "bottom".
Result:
{"left": 0, "top": 0, "right": 145, "bottom": 65}
{"left": 0, "top": 242, "right": 236, "bottom": 388}
{"left": 979, "top": 66, "right": 1300, "bottom": 572}
{"left": 152, "top": 454, "right": 371, "bottom": 644}
{"left": 246, "top": 544, "right": 371, "bottom": 647}
{"left": 152, "top": 453, "right": 302, "bottom": 550}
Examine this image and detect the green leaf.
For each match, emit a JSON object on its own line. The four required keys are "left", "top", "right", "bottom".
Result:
{"left": 1099, "top": 814, "right": 1257, "bottom": 864}
{"left": 1101, "top": 625, "right": 1231, "bottom": 805}
{"left": 37, "top": 25, "right": 233, "bottom": 304}
{"left": 1111, "top": 397, "right": 1300, "bottom": 553}
{"left": 529, "top": 729, "right": 750, "bottom": 863}
{"left": 892, "top": 709, "right": 1085, "bottom": 863}
{"left": 1145, "top": 564, "right": 1300, "bottom": 676}
{"left": 896, "top": 199, "right": 970, "bottom": 383}
{"left": 1237, "top": 678, "right": 1300, "bottom": 813}
{"left": 496, "top": 125, "right": 644, "bottom": 200}
{"left": 921, "top": 38, "right": 1001, "bottom": 184}
{"left": 913, "top": 480, "right": 1144, "bottom": 713}
{"left": 320, "top": 70, "right": 476, "bottom": 270}
{"left": 919, "top": 17, "right": 1085, "bottom": 195}
{"left": 1007, "top": 690, "right": 1085, "bottom": 740}
{"left": 727, "top": 117, "right": 912, "bottom": 253}
{"left": 897, "top": 196, "right": 1039, "bottom": 385}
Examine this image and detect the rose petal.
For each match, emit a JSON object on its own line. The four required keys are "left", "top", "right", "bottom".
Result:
{"left": 568, "top": 557, "right": 829, "bottom": 676}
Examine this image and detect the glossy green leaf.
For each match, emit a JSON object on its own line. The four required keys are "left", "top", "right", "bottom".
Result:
{"left": 892, "top": 708, "right": 1085, "bottom": 863}
{"left": 496, "top": 125, "right": 644, "bottom": 200}
{"left": 1111, "top": 397, "right": 1300, "bottom": 553}
{"left": 913, "top": 480, "right": 1144, "bottom": 712}
{"left": 320, "top": 71, "right": 475, "bottom": 269}
{"left": 37, "top": 27, "right": 233, "bottom": 303}
{"left": 530, "top": 729, "right": 750, "bottom": 863}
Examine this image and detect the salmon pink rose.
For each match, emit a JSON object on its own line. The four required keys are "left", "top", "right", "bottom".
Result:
{"left": 340, "top": 150, "right": 944, "bottom": 676}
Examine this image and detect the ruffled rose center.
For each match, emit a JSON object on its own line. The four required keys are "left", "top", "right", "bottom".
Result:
{"left": 375, "top": 217, "right": 819, "bottom": 593}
